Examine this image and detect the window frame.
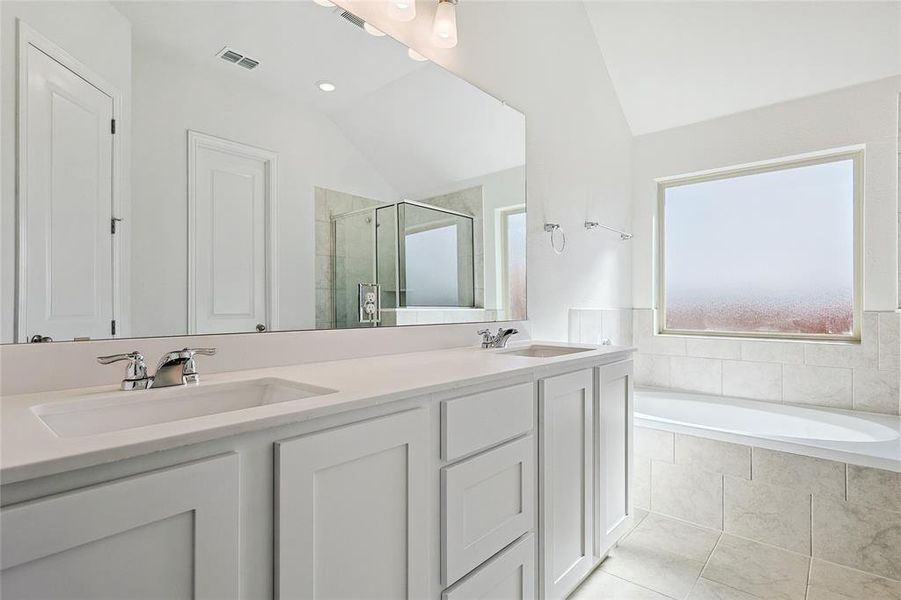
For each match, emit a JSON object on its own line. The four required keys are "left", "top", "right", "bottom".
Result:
{"left": 655, "top": 148, "right": 864, "bottom": 342}
{"left": 497, "top": 204, "right": 527, "bottom": 321}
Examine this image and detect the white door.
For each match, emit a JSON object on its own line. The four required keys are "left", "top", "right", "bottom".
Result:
{"left": 539, "top": 369, "right": 596, "bottom": 600}
{"left": 20, "top": 42, "right": 114, "bottom": 342}
{"left": 0, "top": 454, "right": 240, "bottom": 600}
{"left": 188, "top": 131, "right": 277, "bottom": 334}
{"left": 595, "top": 360, "right": 634, "bottom": 557}
{"left": 275, "top": 409, "right": 429, "bottom": 599}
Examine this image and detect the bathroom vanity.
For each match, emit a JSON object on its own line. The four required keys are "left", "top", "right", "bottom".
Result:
{"left": 0, "top": 343, "right": 633, "bottom": 600}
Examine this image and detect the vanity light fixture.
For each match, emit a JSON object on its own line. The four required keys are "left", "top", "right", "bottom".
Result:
{"left": 408, "top": 48, "right": 428, "bottom": 61}
{"left": 317, "top": 80, "right": 336, "bottom": 92}
{"left": 363, "top": 22, "right": 386, "bottom": 36}
{"left": 432, "top": 0, "right": 458, "bottom": 48}
{"left": 312, "top": 0, "right": 335, "bottom": 6}
{"left": 387, "top": 0, "right": 416, "bottom": 22}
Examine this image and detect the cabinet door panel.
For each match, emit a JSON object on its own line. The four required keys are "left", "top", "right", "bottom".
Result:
{"left": 443, "top": 534, "right": 536, "bottom": 600}
{"left": 0, "top": 454, "right": 239, "bottom": 600}
{"left": 275, "top": 409, "right": 429, "bottom": 600}
{"left": 539, "top": 369, "right": 595, "bottom": 600}
{"left": 596, "top": 360, "right": 634, "bottom": 556}
{"left": 443, "top": 435, "right": 535, "bottom": 586}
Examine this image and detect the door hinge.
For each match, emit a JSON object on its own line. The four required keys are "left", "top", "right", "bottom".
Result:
{"left": 111, "top": 217, "right": 123, "bottom": 234}
{"left": 111, "top": 320, "right": 117, "bottom": 335}
{"left": 111, "top": 118, "right": 116, "bottom": 134}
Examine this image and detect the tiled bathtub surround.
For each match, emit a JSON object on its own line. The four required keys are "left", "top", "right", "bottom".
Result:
{"left": 569, "top": 308, "right": 901, "bottom": 415}
{"left": 635, "top": 426, "right": 901, "bottom": 585}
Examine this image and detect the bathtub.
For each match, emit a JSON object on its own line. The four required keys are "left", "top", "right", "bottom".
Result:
{"left": 634, "top": 388, "right": 901, "bottom": 472}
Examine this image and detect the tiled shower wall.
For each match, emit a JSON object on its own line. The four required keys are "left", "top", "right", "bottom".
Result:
{"left": 569, "top": 307, "right": 901, "bottom": 415}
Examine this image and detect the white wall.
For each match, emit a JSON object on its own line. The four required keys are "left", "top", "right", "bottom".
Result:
{"left": 130, "top": 44, "right": 401, "bottom": 337}
{"left": 337, "top": 0, "right": 635, "bottom": 341}
{"left": 0, "top": 1, "right": 133, "bottom": 343}
{"left": 632, "top": 76, "right": 900, "bottom": 311}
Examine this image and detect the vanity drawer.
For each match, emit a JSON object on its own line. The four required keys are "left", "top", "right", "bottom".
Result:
{"left": 441, "top": 382, "right": 534, "bottom": 462}
{"left": 442, "top": 435, "right": 535, "bottom": 586}
{"left": 443, "top": 533, "right": 536, "bottom": 600}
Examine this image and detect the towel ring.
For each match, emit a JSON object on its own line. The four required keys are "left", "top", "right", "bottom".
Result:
{"left": 544, "top": 223, "right": 565, "bottom": 255}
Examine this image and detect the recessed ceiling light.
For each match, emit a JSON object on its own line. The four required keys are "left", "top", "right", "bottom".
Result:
{"left": 313, "top": 0, "right": 335, "bottom": 6}
{"left": 317, "top": 81, "right": 336, "bottom": 92}
{"left": 363, "top": 22, "right": 386, "bottom": 37}
{"left": 408, "top": 48, "right": 428, "bottom": 62}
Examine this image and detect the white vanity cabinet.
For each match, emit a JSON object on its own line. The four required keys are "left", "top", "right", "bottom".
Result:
{"left": 274, "top": 409, "right": 430, "bottom": 600}
{"left": 538, "top": 359, "right": 634, "bottom": 600}
{"left": 539, "top": 369, "right": 596, "bottom": 600}
{"left": 0, "top": 454, "right": 240, "bottom": 600}
{"left": 595, "top": 360, "right": 634, "bottom": 557}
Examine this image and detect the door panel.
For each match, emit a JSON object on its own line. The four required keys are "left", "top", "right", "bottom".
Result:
{"left": 22, "top": 44, "right": 114, "bottom": 342}
{"left": 0, "top": 454, "right": 239, "bottom": 600}
{"left": 275, "top": 409, "right": 429, "bottom": 600}
{"left": 189, "top": 132, "right": 273, "bottom": 334}
{"left": 539, "top": 369, "right": 595, "bottom": 600}
{"left": 443, "top": 534, "right": 536, "bottom": 600}
{"left": 596, "top": 360, "right": 634, "bottom": 556}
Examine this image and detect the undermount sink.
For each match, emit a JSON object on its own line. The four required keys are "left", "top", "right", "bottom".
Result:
{"left": 32, "top": 378, "right": 338, "bottom": 438}
{"left": 501, "top": 345, "right": 595, "bottom": 358}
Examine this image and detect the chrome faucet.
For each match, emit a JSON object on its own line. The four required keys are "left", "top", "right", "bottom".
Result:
{"left": 98, "top": 347, "right": 217, "bottom": 390}
{"left": 478, "top": 327, "right": 519, "bottom": 349}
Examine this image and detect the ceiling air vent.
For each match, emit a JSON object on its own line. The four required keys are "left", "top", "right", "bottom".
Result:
{"left": 216, "top": 47, "right": 260, "bottom": 70}
{"left": 338, "top": 10, "right": 365, "bottom": 29}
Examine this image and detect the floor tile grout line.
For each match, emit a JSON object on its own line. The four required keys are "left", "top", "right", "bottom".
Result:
{"left": 603, "top": 571, "right": 682, "bottom": 600}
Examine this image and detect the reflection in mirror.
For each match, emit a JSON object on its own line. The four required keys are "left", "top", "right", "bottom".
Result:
{"left": 1, "top": 0, "right": 526, "bottom": 343}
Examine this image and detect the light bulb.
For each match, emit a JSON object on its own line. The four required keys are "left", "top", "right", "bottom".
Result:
{"left": 432, "top": 0, "right": 457, "bottom": 49}
{"left": 408, "top": 48, "right": 428, "bottom": 61}
{"left": 387, "top": 0, "right": 416, "bottom": 22}
{"left": 317, "top": 81, "right": 336, "bottom": 92}
{"left": 313, "top": 0, "right": 335, "bottom": 6}
{"left": 363, "top": 22, "right": 386, "bottom": 36}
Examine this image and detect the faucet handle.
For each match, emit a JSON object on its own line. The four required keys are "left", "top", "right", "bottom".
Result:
{"left": 185, "top": 347, "right": 217, "bottom": 357}
{"left": 181, "top": 348, "right": 217, "bottom": 383}
{"left": 97, "top": 351, "right": 150, "bottom": 389}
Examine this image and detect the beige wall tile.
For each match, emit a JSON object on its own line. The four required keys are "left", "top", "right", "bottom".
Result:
{"left": 634, "top": 354, "right": 671, "bottom": 388}
{"left": 724, "top": 478, "right": 811, "bottom": 554}
{"left": 741, "top": 341, "right": 804, "bottom": 364}
{"left": 686, "top": 338, "right": 742, "bottom": 360}
{"left": 847, "top": 465, "right": 901, "bottom": 513}
{"left": 807, "top": 559, "right": 901, "bottom": 600}
{"left": 702, "top": 535, "right": 810, "bottom": 600}
{"left": 878, "top": 312, "right": 899, "bottom": 371}
{"left": 634, "top": 457, "right": 651, "bottom": 510}
{"left": 812, "top": 496, "right": 901, "bottom": 580}
{"left": 853, "top": 368, "right": 900, "bottom": 414}
{"left": 804, "top": 343, "right": 853, "bottom": 368}
{"left": 635, "top": 427, "right": 674, "bottom": 462}
{"left": 675, "top": 435, "right": 750, "bottom": 479}
{"left": 722, "top": 360, "right": 782, "bottom": 401}
{"left": 783, "top": 365, "right": 853, "bottom": 409}
{"left": 651, "top": 461, "right": 723, "bottom": 529}
{"left": 752, "top": 448, "right": 845, "bottom": 498}
{"left": 849, "top": 312, "right": 880, "bottom": 369}
{"left": 671, "top": 356, "right": 723, "bottom": 395}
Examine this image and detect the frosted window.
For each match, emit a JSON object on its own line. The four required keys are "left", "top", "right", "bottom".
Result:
{"left": 662, "top": 157, "right": 856, "bottom": 338}
{"left": 504, "top": 210, "right": 526, "bottom": 321}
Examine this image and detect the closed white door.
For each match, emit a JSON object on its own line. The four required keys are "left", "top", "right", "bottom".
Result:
{"left": 188, "top": 132, "right": 276, "bottom": 334}
{"left": 275, "top": 409, "right": 429, "bottom": 599}
{"left": 539, "top": 369, "right": 595, "bottom": 600}
{"left": 21, "top": 43, "right": 114, "bottom": 342}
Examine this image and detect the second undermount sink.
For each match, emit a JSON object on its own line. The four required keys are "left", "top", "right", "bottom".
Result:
{"left": 501, "top": 345, "right": 595, "bottom": 358}
{"left": 32, "top": 378, "right": 338, "bottom": 438}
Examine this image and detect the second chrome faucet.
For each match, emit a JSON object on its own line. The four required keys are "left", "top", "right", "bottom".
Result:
{"left": 97, "top": 347, "right": 217, "bottom": 391}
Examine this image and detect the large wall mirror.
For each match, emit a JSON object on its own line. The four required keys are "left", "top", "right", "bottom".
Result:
{"left": 1, "top": 0, "right": 526, "bottom": 344}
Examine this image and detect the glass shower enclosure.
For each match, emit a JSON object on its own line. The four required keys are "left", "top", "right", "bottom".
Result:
{"left": 332, "top": 201, "right": 475, "bottom": 328}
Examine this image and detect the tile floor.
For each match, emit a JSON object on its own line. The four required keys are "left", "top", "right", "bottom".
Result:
{"left": 569, "top": 511, "right": 901, "bottom": 600}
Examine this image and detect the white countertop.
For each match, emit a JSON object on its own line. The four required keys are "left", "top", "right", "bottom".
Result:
{"left": 0, "top": 342, "right": 632, "bottom": 485}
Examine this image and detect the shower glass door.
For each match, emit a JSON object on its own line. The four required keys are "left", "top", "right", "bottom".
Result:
{"left": 333, "top": 209, "right": 376, "bottom": 328}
